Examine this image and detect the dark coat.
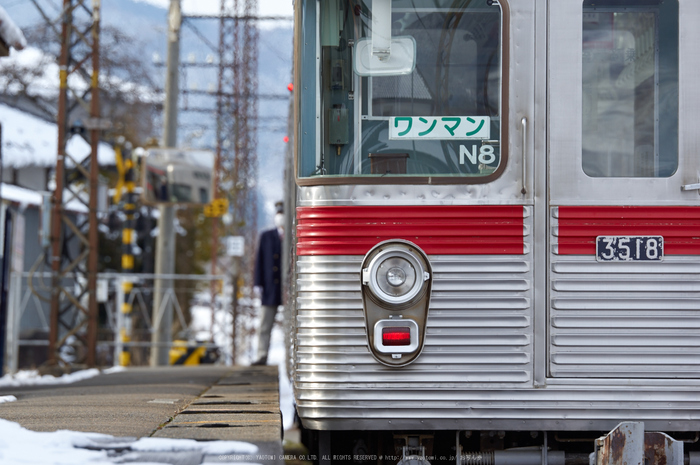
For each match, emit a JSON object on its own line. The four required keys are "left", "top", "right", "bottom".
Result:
{"left": 254, "top": 228, "right": 282, "bottom": 306}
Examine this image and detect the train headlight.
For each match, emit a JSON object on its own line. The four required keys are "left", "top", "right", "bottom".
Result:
{"left": 386, "top": 266, "right": 406, "bottom": 287}
{"left": 360, "top": 240, "right": 432, "bottom": 367}
{"left": 362, "top": 246, "right": 429, "bottom": 306}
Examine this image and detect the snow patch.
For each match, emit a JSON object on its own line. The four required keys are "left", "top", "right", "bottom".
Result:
{"left": 0, "top": 418, "right": 261, "bottom": 464}
{"left": 0, "top": 368, "right": 103, "bottom": 387}
{"left": 0, "top": 419, "right": 114, "bottom": 465}
{"left": 131, "top": 437, "right": 258, "bottom": 454}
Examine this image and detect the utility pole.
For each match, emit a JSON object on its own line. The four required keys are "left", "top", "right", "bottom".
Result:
{"left": 215, "top": 0, "right": 260, "bottom": 363}
{"left": 34, "top": 0, "right": 102, "bottom": 369}
{"left": 170, "top": 6, "right": 288, "bottom": 363}
{"left": 151, "top": 0, "right": 180, "bottom": 366}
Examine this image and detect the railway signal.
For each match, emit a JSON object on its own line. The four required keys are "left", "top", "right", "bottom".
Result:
{"left": 204, "top": 198, "right": 229, "bottom": 217}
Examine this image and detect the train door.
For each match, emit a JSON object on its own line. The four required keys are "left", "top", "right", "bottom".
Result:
{"left": 547, "top": 0, "right": 700, "bottom": 379}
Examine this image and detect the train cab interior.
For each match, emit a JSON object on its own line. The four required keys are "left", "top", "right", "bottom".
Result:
{"left": 298, "top": 0, "right": 504, "bottom": 181}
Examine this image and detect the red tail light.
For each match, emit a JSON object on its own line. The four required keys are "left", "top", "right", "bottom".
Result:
{"left": 382, "top": 327, "right": 411, "bottom": 346}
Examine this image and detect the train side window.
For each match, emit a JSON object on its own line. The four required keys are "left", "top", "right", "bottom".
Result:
{"left": 299, "top": 0, "right": 507, "bottom": 183}
{"left": 582, "top": 0, "right": 678, "bottom": 178}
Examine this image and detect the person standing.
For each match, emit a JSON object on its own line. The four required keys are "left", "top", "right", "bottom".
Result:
{"left": 252, "top": 202, "right": 284, "bottom": 365}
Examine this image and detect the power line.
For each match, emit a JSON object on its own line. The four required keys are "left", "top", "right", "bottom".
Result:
{"left": 184, "top": 14, "right": 291, "bottom": 21}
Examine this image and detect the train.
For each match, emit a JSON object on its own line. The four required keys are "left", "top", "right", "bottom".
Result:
{"left": 142, "top": 148, "right": 214, "bottom": 205}
{"left": 285, "top": 0, "right": 700, "bottom": 463}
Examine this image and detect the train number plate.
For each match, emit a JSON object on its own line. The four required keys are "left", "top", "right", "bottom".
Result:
{"left": 596, "top": 236, "right": 664, "bottom": 262}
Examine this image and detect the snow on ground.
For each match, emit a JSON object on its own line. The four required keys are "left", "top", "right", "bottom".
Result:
{"left": 0, "top": 367, "right": 262, "bottom": 464}
{"left": 267, "top": 324, "right": 295, "bottom": 431}
{"left": 0, "top": 418, "right": 259, "bottom": 464}
{"left": 0, "top": 311, "right": 292, "bottom": 464}
{"left": 130, "top": 437, "right": 257, "bottom": 454}
{"left": 0, "top": 420, "right": 118, "bottom": 465}
{"left": 0, "top": 366, "right": 124, "bottom": 388}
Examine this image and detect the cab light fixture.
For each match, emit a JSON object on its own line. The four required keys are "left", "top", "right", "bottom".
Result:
{"left": 382, "top": 327, "right": 411, "bottom": 346}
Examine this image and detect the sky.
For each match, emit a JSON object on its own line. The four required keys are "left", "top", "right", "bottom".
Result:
{"left": 133, "top": 0, "right": 295, "bottom": 228}
{"left": 133, "top": 0, "right": 294, "bottom": 19}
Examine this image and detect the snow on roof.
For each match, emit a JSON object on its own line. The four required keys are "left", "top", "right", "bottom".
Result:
{"left": 0, "top": 104, "right": 116, "bottom": 168}
{"left": 0, "top": 6, "right": 27, "bottom": 51}
{"left": 0, "top": 46, "right": 160, "bottom": 102}
{"left": 0, "top": 183, "right": 42, "bottom": 206}
{"left": 0, "top": 47, "right": 57, "bottom": 98}
{"left": 1, "top": 183, "right": 89, "bottom": 213}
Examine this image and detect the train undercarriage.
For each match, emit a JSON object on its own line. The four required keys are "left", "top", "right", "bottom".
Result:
{"left": 300, "top": 424, "right": 699, "bottom": 465}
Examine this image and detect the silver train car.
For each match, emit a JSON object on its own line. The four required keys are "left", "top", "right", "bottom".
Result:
{"left": 286, "top": 0, "right": 700, "bottom": 462}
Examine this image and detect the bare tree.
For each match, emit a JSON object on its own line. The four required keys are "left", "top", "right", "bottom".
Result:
{"left": 0, "top": 21, "right": 161, "bottom": 146}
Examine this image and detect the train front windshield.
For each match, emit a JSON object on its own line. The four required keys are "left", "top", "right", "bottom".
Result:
{"left": 298, "top": 0, "right": 504, "bottom": 182}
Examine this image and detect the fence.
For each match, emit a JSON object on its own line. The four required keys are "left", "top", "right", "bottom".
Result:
{"left": 3, "top": 271, "right": 259, "bottom": 372}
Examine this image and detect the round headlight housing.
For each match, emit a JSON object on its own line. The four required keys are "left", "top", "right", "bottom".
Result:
{"left": 363, "top": 246, "right": 428, "bottom": 306}
{"left": 386, "top": 266, "right": 407, "bottom": 287}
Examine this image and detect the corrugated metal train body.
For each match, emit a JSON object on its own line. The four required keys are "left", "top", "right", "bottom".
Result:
{"left": 551, "top": 206, "right": 700, "bottom": 379}
{"left": 295, "top": 384, "right": 700, "bottom": 431}
{"left": 293, "top": 204, "right": 700, "bottom": 430}
{"left": 554, "top": 206, "right": 700, "bottom": 256}
{"left": 295, "top": 251, "right": 700, "bottom": 430}
{"left": 296, "top": 205, "right": 527, "bottom": 256}
{"left": 295, "top": 205, "right": 532, "bottom": 429}
{"left": 296, "top": 254, "right": 534, "bottom": 382}
{"left": 295, "top": 252, "right": 537, "bottom": 429}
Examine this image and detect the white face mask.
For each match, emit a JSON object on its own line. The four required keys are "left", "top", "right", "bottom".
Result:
{"left": 274, "top": 213, "right": 284, "bottom": 230}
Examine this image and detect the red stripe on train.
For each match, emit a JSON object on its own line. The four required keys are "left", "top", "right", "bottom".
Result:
{"left": 296, "top": 206, "right": 525, "bottom": 256}
{"left": 557, "top": 206, "right": 700, "bottom": 255}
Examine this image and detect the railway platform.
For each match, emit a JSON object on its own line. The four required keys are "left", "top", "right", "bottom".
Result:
{"left": 0, "top": 365, "right": 287, "bottom": 464}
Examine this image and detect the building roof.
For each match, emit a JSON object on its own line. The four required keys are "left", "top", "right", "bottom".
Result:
{"left": 0, "top": 6, "right": 27, "bottom": 52}
{"left": 1, "top": 182, "right": 88, "bottom": 213}
{"left": 0, "top": 103, "right": 116, "bottom": 169}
